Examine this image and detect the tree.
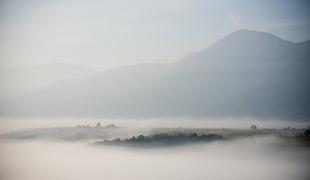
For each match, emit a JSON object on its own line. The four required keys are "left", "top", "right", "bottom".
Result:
{"left": 137, "top": 135, "right": 145, "bottom": 141}
{"left": 189, "top": 133, "right": 198, "bottom": 138}
{"left": 304, "top": 129, "right": 310, "bottom": 137}
{"left": 106, "top": 124, "right": 117, "bottom": 128}
{"left": 96, "top": 122, "right": 102, "bottom": 127}
{"left": 250, "top": 125, "right": 257, "bottom": 130}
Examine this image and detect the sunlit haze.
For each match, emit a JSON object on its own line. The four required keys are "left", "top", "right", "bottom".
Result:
{"left": 1, "top": 0, "right": 310, "bottom": 70}
{"left": 1, "top": 1, "right": 310, "bottom": 180}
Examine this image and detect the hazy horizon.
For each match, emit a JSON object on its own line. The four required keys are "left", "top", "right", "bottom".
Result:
{"left": 1, "top": 1, "right": 310, "bottom": 180}
{"left": 1, "top": 0, "right": 310, "bottom": 70}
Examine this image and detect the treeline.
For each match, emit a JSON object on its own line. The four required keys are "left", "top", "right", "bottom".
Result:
{"left": 98, "top": 133, "right": 224, "bottom": 146}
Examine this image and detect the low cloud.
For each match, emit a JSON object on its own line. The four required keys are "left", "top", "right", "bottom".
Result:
{"left": 1, "top": 136, "right": 309, "bottom": 180}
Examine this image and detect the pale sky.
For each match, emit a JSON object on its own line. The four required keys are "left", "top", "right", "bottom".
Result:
{"left": 1, "top": 0, "right": 310, "bottom": 70}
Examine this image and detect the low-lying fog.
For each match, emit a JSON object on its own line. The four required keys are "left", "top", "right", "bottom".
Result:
{"left": 0, "top": 136, "right": 309, "bottom": 180}
{"left": 0, "top": 117, "right": 308, "bottom": 133}
{"left": 0, "top": 118, "right": 309, "bottom": 180}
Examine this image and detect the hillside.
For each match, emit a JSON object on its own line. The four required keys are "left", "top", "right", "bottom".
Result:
{"left": 1, "top": 30, "right": 309, "bottom": 119}
{"left": 0, "top": 63, "right": 96, "bottom": 97}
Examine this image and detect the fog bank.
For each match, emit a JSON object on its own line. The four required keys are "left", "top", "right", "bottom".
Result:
{"left": 0, "top": 117, "right": 309, "bottom": 134}
{"left": 1, "top": 136, "right": 309, "bottom": 180}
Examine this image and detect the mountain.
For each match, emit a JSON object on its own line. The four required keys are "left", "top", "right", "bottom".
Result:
{"left": 0, "top": 63, "right": 96, "bottom": 97}
{"left": 1, "top": 30, "right": 309, "bottom": 119}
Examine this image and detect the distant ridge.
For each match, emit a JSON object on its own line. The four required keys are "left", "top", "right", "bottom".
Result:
{"left": 1, "top": 30, "right": 309, "bottom": 120}
{"left": 0, "top": 63, "right": 96, "bottom": 97}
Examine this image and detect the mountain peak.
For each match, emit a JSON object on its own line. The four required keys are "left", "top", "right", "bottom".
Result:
{"left": 199, "top": 29, "right": 295, "bottom": 55}
{"left": 232, "top": 29, "right": 269, "bottom": 34}
{"left": 179, "top": 29, "right": 296, "bottom": 65}
{"left": 220, "top": 29, "right": 292, "bottom": 45}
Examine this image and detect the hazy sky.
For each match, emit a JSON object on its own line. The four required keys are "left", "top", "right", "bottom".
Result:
{"left": 1, "top": 0, "right": 310, "bottom": 70}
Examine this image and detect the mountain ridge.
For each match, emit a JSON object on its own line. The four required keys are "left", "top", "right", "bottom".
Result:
{"left": 0, "top": 63, "right": 97, "bottom": 97}
{"left": 1, "top": 30, "right": 309, "bottom": 119}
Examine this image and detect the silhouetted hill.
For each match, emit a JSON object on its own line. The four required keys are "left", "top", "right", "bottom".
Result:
{"left": 1, "top": 30, "right": 309, "bottom": 119}
{"left": 0, "top": 63, "right": 96, "bottom": 97}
